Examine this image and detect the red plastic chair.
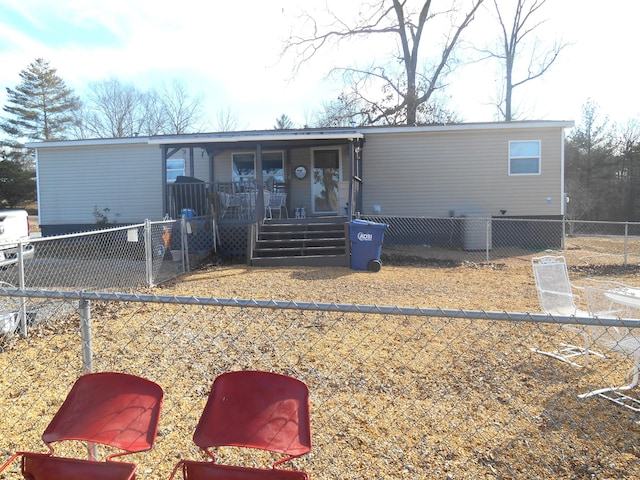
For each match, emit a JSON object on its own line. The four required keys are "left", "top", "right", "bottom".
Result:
{"left": 0, "top": 372, "right": 164, "bottom": 480}
{"left": 170, "top": 370, "right": 311, "bottom": 480}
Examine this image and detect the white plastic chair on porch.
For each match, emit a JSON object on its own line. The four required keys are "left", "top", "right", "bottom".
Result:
{"left": 269, "top": 193, "right": 288, "bottom": 219}
{"left": 578, "top": 278, "right": 640, "bottom": 413}
{"left": 530, "top": 256, "right": 605, "bottom": 368}
{"left": 219, "top": 192, "right": 242, "bottom": 219}
{"left": 237, "top": 190, "right": 271, "bottom": 219}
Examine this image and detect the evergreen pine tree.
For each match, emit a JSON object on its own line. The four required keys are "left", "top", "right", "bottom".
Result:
{"left": 1, "top": 58, "right": 81, "bottom": 143}
{"left": 274, "top": 114, "right": 294, "bottom": 130}
{"left": 0, "top": 159, "right": 36, "bottom": 207}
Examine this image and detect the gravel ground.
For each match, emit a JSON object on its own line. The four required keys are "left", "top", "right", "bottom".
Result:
{"left": 3, "top": 239, "right": 640, "bottom": 479}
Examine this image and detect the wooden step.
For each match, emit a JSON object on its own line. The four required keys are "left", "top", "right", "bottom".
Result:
{"left": 263, "top": 216, "right": 348, "bottom": 225}
{"left": 259, "top": 229, "right": 345, "bottom": 240}
{"left": 256, "top": 238, "right": 345, "bottom": 249}
{"left": 250, "top": 217, "right": 349, "bottom": 267}
{"left": 253, "top": 245, "right": 346, "bottom": 258}
{"left": 251, "top": 254, "right": 348, "bottom": 267}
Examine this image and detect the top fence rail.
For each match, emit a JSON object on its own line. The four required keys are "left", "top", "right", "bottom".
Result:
{"left": 2, "top": 217, "right": 640, "bottom": 292}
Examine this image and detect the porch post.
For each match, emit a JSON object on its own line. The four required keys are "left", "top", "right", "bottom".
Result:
{"left": 255, "top": 143, "right": 265, "bottom": 220}
{"left": 161, "top": 146, "right": 168, "bottom": 216}
{"left": 356, "top": 138, "right": 363, "bottom": 214}
{"left": 207, "top": 147, "right": 214, "bottom": 184}
{"left": 348, "top": 140, "right": 354, "bottom": 219}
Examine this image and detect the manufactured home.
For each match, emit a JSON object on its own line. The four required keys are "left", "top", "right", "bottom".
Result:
{"left": 28, "top": 121, "right": 573, "bottom": 266}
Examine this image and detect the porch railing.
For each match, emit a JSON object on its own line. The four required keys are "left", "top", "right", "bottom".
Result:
{"left": 165, "top": 181, "right": 274, "bottom": 221}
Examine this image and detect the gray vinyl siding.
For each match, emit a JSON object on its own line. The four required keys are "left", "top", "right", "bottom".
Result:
{"left": 361, "top": 127, "right": 564, "bottom": 217}
{"left": 37, "top": 143, "right": 163, "bottom": 226}
{"left": 32, "top": 123, "right": 569, "bottom": 231}
{"left": 212, "top": 151, "right": 233, "bottom": 181}
{"left": 192, "top": 147, "right": 210, "bottom": 181}
{"left": 287, "top": 148, "right": 311, "bottom": 212}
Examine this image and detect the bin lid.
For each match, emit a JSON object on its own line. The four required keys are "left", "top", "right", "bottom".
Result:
{"left": 350, "top": 219, "right": 388, "bottom": 228}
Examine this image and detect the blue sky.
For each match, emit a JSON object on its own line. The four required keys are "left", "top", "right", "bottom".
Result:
{"left": 1, "top": 0, "right": 638, "bottom": 131}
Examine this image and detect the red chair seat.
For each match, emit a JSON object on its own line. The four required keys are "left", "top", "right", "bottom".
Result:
{"left": 22, "top": 453, "right": 136, "bottom": 480}
{"left": 182, "top": 460, "right": 308, "bottom": 480}
{"left": 169, "top": 371, "right": 311, "bottom": 480}
{"left": 0, "top": 372, "right": 163, "bottom": 480}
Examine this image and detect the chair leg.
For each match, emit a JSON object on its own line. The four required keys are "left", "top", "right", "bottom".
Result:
{"left": 530, "top": 326, "right": 606, "bottom": 369}
{"left": 530, "top": 344, "right": 599, "bottom": 369}
{"left": 578, "top": 354, "right": 640, "bottom": 401}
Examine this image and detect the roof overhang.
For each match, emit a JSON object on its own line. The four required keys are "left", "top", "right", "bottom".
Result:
{"left": 148, "top": 131, "right": 364, "bottom": 146}
{"left": 25, "top": 121, "right": 573, "bottom": 149}
{"left": 25, "top": 137, "right": 150, "bottom": 149}
{"left": 358, "top": 120, "right": 575, "bottom": 135}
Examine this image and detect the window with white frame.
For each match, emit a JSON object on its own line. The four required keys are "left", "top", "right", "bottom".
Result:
{"left": 232, "top": 152, "right": 284, "bottom": 184}
{"left": 166, "top": 158, "right": 185, "bottom": 182}
{"left": 509, "top": 140, "right": 541, "bottom": 175}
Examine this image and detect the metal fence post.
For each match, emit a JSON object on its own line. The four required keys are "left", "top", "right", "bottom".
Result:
{"left": 17, "top": 238, "right": 27, "bottom": 337}
{"left": 80, "top": 298, "right": 93, "bottom": 374}
{"left": 181, "top": 216, "right": 190, "bottom": 272}
{"left": 144, "top": 219, "right": 153, "bottom": 287}
{"left": 624, "top": 222, "right": 629, "bottom": 267}
{"left": 79, "top": 297, "right": 99, "bottom": 460}
{"left": 486, "top": 217, "right": 490, "bottom": 263}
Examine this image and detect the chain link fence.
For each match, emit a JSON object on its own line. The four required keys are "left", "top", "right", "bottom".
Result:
{"left": 1, "top": 289, "right": 640, "bottom": 479}
{"left": 0, "top": 218, "right": 220, "bottom": 290}
{"left": 371, "top": 217, "right": 640, "bottom": 267}
{"left": 3, "top": 217, "right": 640, "bottom": 292}
{"left": 2, "top": 218, "right": 640, "bottom": 478}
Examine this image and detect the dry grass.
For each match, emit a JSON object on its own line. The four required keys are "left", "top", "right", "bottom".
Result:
{"left": 3, "top": 237, "right": 640, "bottom": 478}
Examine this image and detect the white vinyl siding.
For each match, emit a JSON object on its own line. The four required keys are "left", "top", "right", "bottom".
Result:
{"left": 37, "top": 143, "right": 163, "bottom": 225}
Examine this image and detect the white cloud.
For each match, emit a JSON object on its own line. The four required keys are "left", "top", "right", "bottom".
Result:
{"left": 1, "top": 0, "right": 640, "bottom": 130}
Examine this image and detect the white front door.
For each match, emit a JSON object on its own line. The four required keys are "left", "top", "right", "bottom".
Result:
{"left": 311, "top": 148, "right": 342, "bottom": 215}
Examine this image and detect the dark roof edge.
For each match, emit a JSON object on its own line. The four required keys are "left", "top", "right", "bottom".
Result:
{"left": 25, "top": 120, "right": 574, "bottom": 149}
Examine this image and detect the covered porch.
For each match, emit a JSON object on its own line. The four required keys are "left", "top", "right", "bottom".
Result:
{"left": 155, "top": 130, "right": 364, "bottom": 264}
{"left": 155, "top": 130, "right": 364, "bottom": 222}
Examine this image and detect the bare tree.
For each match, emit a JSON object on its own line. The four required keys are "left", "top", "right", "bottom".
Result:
{"left": 214, "top": 107, "right": 241, "bottom": 132}
{"left": 313, "top": 89, "right": 459, "bottom": 128}
{"left": 140, "top": 90, "right": 168, "bottom": 136}
{"left": 313, "top": 92, "right": 365, "bottom": 128}
{"left": 83, "top": 78, "right": 149, "bottom": 138}
{"left": 156, "top": 80, "right": 207, "bottom": 134}
{"left": 80, "top": 78, "right": 208, "bottom": 138}
{"left": 283, "top": 0, "right": 484, "bottom": 126}
{"left": 485, "top": 0, "right": 567, "bottom": 120}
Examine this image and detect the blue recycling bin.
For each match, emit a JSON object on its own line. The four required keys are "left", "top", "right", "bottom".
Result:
{"left": 349, "top": 219, "right": 388, "bottom": 272}
{"left": 181, "top": 208, "right": 195, "bottom": 219}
